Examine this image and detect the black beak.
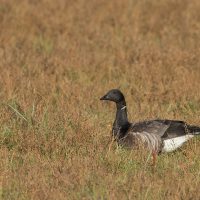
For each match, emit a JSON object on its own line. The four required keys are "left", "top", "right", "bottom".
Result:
{"left": 100, "top": 94, "right": 108, "bottom": 100}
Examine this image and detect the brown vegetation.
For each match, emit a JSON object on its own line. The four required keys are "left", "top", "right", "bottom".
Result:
{"left": 1, "top": 0, "right": 200, "bottom": 199}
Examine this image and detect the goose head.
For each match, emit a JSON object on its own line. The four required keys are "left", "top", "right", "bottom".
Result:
{"left": 100, "top": 89, "right": 125, "bottom": 103}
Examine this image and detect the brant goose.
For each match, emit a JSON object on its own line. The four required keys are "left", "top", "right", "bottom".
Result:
{"left": 100, "top": 89, "right": 200, "bottom": 162}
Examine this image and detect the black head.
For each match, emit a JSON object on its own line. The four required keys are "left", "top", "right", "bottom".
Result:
{"left": 100, "top": 89, "right": 125, "bottom": 103}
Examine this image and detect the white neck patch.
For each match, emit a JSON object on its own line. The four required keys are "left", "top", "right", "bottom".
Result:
{"left": 121, "top": 106, "right": 126, "bottom": 110}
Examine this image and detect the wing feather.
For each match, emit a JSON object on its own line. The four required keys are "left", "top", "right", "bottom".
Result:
{"left": 130, "top": 120, "right": 170, "bottom": 137}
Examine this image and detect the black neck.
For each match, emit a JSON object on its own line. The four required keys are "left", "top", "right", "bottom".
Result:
{"left": 112, "top": 100, "right": 130, "bottom": 139}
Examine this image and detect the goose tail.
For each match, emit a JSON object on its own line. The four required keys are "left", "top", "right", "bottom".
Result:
{"left": 188, "top": 125, "right": 200, "bottom": 135}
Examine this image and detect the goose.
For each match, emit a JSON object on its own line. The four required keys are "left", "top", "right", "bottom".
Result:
{"left": 100, "top": 89, "right": 200, "bottom": 164}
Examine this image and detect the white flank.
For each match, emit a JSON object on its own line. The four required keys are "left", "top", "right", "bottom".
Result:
{"left": 162, "top": 135, "right": 194, "bottom": 153}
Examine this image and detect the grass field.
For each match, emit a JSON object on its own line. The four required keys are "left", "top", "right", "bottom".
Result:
{"left": 1, "top": 0, "right": 200, "bottom": 199}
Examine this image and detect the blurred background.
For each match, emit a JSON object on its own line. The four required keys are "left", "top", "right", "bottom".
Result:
{"left": 1, "top": 0, "right": 200, "bottom": 199}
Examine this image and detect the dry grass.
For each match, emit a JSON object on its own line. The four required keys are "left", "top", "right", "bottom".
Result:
{"left": 1, "top": 0, "right": 200, "bottom": 199}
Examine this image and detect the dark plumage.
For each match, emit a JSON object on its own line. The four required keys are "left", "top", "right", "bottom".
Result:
{"left": 100, "top": 89, "right": 200, "bottom": 154}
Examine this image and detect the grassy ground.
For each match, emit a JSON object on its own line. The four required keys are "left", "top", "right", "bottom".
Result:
{"left": 1, "top": 0, "right": 200, "bottom": 199}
